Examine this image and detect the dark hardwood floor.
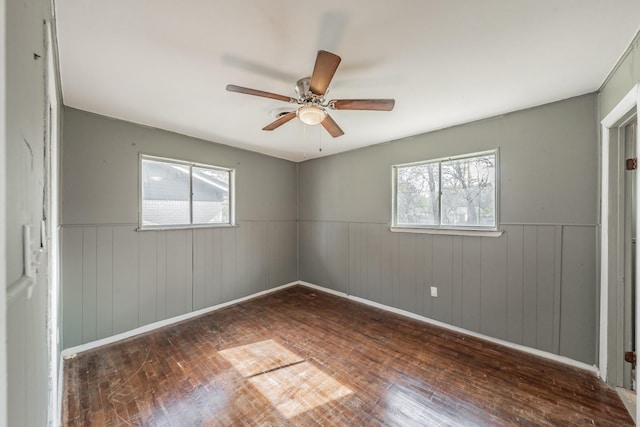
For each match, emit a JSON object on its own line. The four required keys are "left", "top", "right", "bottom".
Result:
{"left": 62, "top": 285, "right": 633, "bottom": 426}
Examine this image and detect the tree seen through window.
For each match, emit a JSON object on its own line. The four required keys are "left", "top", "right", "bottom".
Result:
{"left": 395, "top": 152, "right": 496, "bottom": 228}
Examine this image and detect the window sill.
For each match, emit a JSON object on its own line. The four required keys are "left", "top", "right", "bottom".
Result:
{"left": 390, "top": 226, "right": 503, "bottom": 237}
{"left": 137, "top": 224, "right": 239, "bottom": 232}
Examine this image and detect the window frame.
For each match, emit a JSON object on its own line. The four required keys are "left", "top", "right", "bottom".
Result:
{"left": 391, "top": 149, "right": 500, "bottom": 235}
{"left": 138, "top": 153, "right": 236, "bottom": 231}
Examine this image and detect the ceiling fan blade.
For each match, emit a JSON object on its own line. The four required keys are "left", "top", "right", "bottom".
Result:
{"left": 262, "top": 111, "right": 297, "bottom": 131}
{"left": 330, "top": 99, "right": 395, "bottom": 111}
{"left": 310, "top": 50, "right": 341, "bottom": 95}
{"left": 321, "top": 114, "right": 344, "bottom": 138}
{"left": 226, "top": 84, "right": 296, "bottom": 103}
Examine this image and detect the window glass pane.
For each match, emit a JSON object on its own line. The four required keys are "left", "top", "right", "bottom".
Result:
{"left": 141, "top": 159, "right": 190, "bottom": 226}
{"left": 192, "top": 166, "right": 230, "bottom": 224}
{"left": 396, "top": 163, "right": 440, "bottom": 225}
{"left": 440, "top": 154, "right": 495, "bottom": 227}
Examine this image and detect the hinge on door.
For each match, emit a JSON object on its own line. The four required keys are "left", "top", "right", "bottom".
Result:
{"left": 624, "top": 351, "right": 636, "bottom": 367}
{"left": 626, "top": 158, "right": 637, "bottom": 170}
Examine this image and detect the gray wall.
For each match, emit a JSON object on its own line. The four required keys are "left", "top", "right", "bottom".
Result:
{"left": 61, "top": 108, "right": 298, "bottom": 348}
{"left": 299, "top": 94, "right": 599, "bottom": 365}
{"left": 5, "top": 0, "right": 57, "bottom": 425}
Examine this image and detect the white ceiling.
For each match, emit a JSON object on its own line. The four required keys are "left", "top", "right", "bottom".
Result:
{"left": 55, "top": 0, "right": 640, "bottom": 162}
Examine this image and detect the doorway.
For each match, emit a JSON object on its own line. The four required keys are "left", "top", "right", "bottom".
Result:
{"left": 600, "top": 84, "right": 640, "bottom": 423}
{"left": 603, "top": 110, "right": 638, "bottom": 388}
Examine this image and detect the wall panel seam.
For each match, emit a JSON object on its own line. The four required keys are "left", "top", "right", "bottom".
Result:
{"left": 347, "top": 222, "right": 351, "bottom": 295}
{"left": 191, "top": 229, "right": 194, "bottom": 313}
{"left": 521, "top": 227, "right": 525, "bottom": 343}
{"left": 94, "top": 227, "right": 98, "bottom": 340}
{"left": 553, "top": 225, "right": 563, "bottom": 354}
{"left": 535, "top": 226, "right": 539, "bottom": 348}
{"left": 110, "top": 227, "right": 113, "bottom": 337}
{"left": 81, "top": 227, "right": 84, "bottom": 344}
{"left": 479, "top": 237, "right": 483, "bottom": 334}
{"left": 137, "top": 230, "right": 140, "bottom": 329}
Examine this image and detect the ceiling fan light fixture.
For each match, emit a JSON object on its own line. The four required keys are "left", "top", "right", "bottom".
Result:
{"left": 297, "top": 104, "right": 326, "bottom": 126}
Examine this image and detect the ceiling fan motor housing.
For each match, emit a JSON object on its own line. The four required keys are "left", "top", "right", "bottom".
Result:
{"left": 295, "top": 77, "right": 311, "bottom": 99}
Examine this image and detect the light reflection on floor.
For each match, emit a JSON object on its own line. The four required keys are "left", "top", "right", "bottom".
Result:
{"left": 220, "top": 339, "right": 353, "bottom": 418}
{"left": 383, "top": 385, "right": 448, "bottom": 426}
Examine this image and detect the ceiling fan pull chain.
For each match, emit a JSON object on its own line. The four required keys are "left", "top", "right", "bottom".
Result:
{"left": 303, "top": 121, "right": 308, "bottom": 159}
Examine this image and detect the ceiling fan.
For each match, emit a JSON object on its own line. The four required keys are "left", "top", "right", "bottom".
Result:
{"left": 226, "top": 50, "right": 395, "bottom": 138}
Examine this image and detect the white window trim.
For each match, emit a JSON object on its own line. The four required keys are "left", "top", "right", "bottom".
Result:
{"left": 391, "top": 149, "right": 501, "bottom": 236}
{"left": 138, "top": 153, "right": 236, "bottom": 230}
{"left": 389, "top": 226, "right": 503, "bottom": 237}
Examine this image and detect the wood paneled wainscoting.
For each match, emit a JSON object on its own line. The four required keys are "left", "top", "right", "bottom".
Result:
{"left": 61, "top": 221, "right": 298, "bottom": 349}
{"left": 62, "top": 286, "right": 631, "bottom": 426}
{"left": 299, "top": 221, "right": 597, "bottom": 366}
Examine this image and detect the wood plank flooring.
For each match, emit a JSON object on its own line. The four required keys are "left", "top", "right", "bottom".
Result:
{"left": 62, "top": 285, "right": 633, "bottom": 426}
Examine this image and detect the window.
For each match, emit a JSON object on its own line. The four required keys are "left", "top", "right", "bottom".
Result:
{"left": 393, "top": 151, "right": 497, "bottom": 230}
{"left": 140, "top": 155, "right": 234, "bottom": 229}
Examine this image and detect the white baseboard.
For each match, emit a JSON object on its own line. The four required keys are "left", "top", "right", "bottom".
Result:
{"left": 296, "top": 281, "right": 348, "bottom": 298}
{"left": 297, "top": 281, "right": 598, "bottom": 375}
{"left": 60, "top": 279, "right": 598, "bottom": 377}
{"left": 60, "top": 281, "right": 299, "bottom": 358}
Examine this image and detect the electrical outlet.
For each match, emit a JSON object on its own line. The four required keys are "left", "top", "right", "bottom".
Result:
{"left": 430, "top": 286, "right": 438, "bottom": 297}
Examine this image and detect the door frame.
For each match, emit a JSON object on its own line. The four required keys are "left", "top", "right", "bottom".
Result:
{"left": 622, "top": 119, "right": 637, "bottom": 389}
{"left": 0, "top": 0, "right": 6, "bottom": 424}
{"left": 600, "top": 84, "right": 639, "bottom": 410}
